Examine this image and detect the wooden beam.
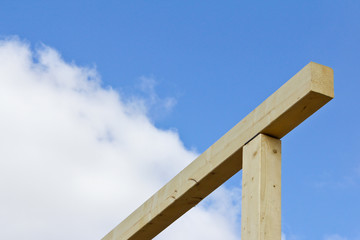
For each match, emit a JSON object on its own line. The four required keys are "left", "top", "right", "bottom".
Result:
{"left": 241, "top": 134, "right": 281, "bottom": 240}
{"left": 102, "top": 62, "right": 334, "bottom": 240}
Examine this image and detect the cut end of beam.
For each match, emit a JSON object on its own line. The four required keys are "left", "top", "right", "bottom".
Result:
{"left": 259, "top": 61, "right": 334, "bottom": 139}
{"left": 309, "top": 62, "right": 334, "bottom": 98}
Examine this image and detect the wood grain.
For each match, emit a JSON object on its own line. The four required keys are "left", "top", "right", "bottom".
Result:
{"left": 241, "top": 134, "right": 281, "bottom": 240}
{"left": 102, "top": 62, "right": 333, "bottom": 240}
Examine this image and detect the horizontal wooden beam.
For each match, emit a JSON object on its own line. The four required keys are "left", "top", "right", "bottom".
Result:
{"left": 102, "top": 62, "right": 334, "bottom": 240}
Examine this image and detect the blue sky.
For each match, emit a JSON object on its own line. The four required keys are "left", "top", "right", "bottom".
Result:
{"left": 0, "top": 1, "right": 359, "bottom": 239}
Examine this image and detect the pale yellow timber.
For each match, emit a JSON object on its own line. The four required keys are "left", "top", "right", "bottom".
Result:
{"left": 241, "top": 134, "right": 281, "bottom": 240}
{"left": 102, "top": 62, "right": 334, "bottom": 240}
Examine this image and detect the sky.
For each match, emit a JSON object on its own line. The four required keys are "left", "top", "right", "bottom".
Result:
{"left": 0, "top": 1, "right": 359, "bottom": 240}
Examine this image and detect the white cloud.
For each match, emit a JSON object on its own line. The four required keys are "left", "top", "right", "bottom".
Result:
{"left": 156, "top": 187, "right": 241, "bottom": 240}
{"left": 324, "top": 234, "right": 348, "bottom": 240}
{"left": 0, "top": 38, "right": 241, "bottom": 240}
{"left": 126, "top": 75, "right": 177, "bottom": 121}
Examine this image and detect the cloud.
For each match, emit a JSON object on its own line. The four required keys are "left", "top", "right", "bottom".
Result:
{"left": 0, "top": 38, "right": 241, "bottom": 240}
{"left": 280, "top": 232, "right": 301, "bottom": 240}
{"left": 139, "top": 76, "right": 176, "bottom": 111}
{"left": 124, "top": 76, "right": 177, "bottom": 121}
{"left": 314, "top": 166, "right": 360, "bottom": 189}
{"left": 324, "top": 234, "right": 348, "bottom": 240}
{"left": 157, "top": 187, "right": 241, "bottom": 240}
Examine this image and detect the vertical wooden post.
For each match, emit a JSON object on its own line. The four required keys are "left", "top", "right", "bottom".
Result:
{"left": 241, "top": 134, "right": 281, "bottom": 240}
